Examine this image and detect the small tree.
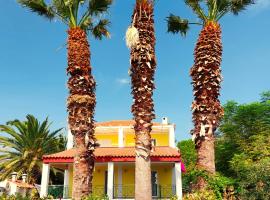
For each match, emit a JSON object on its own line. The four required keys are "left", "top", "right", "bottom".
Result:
{"left": 0, "top": 114, "right": 64, "bottom": 183}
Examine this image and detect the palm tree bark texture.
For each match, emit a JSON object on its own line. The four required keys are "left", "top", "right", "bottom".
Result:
{"left": 191, "top": 21, "right": 223, "bottom": 175}
{"left": 129, "top": 1, "right": 156, "bottom": 200}
{"left": 67, "top": 27, "right": 97, "bottom": 199}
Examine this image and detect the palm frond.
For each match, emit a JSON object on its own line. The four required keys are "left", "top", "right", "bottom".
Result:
{"left": 167, "top": 14, "right": 190, "bottom": 36}
{"left": 79, "top": 16, "right": 94, "bottom": 31}
{"left": 230, "top": 0, "right": 254, "bottom": 15}
{"left": 185, "top": 0, "right": 206, "bottom": 21}
{"left": 17, "top": 0, "right": 55, "bottom": 20}
{"left": 217, "top": 0, "right": 231, "bottom": 13}
{"left": 52, "top": 0, "right": 70, "bottom": 19}
{"left": 89, "top": 0, "right": 113, "bottom": 16}
{"left": 0, "top": 115, "right": 65, "bottom": 182}
{"left": 91, "top": 19, "right": 111, "bottom": 40}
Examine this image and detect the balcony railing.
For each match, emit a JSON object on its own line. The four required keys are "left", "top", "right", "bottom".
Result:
{"left": 48, "top": 184, "right": 176, "bottom": 199}
{"left": 113, "top": 184, "right": 176, "bottom": 199}
{"left": 48, "top": 185, "right": 69, "bottom": 199}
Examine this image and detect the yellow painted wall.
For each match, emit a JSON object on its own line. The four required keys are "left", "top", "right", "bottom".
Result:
{"left": 68, "top": 163, "right": 174, "bottom": 197}
{"left": 96, "top": 133, "right": 118, "bottom": 147}
{"left": 152, "top": 133, "right": 169, "bottom": 146}
{"left": 152, "top": 164, "right": 174, "bottom": 197}
{"left": 122, "top": 165, "right": 135, "bottom": 185}
{"left": 93, "top": 165, "right": 106, "bottom": 186}
{"left": 121, "top": 165, "right": 135, "bottom": 197}
{"left": 152, "top": 164, "right": 172, "bottom": 186}
{"left": 124, "top": 133, "right": 169, "bottom": 146}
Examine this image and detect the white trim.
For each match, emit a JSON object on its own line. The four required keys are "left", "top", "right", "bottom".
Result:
{"left": 63, "top": 165, "right": 70, "bottom": 198}
{"left": 40, "top": 163, "right": 50, "bottom": 197}
{"left": 169, "top": 126, "right": 176, "bottom": 148}
{"left": 95, "top": 125, "right": 174, "bottom": 130}
{"left": 66, "top": 129, "right": 73, "bottom": 149}
{"left": 175, "top": 163, "right": 182, "bottom": 200}
{"left": 118, "top": 127, "right": 124, "bottom": 147}
{"left": 172, "top": 165, "right": 176, "bottom": 186}
{"left": 107, "top": 162, "right": 114, "bottom": 200}
{"left": 9, "top": 182, "right": 17, "bottom": 195}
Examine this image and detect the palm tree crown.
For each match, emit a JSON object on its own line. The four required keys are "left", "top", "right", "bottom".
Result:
{"left": 18, "top": 0, "right": 112, "bottom": 39}
{"left": 167, "top": 0, "right": 254, "bottom": 35}
{"left": 0, "top": 115, "right": 65, "bottom": 183}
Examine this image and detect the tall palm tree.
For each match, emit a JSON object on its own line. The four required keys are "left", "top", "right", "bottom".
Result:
{"left": 167, "top": 0, "right": 254, "bottom": 184}
{"left": 126, "top": 0, "right": 156, "bottom": 199}
{"left": 0, "top": 115, "right": 64, "bottom": 183}
{"left": 17, "top": 0, "right": 112, "bottom": 199}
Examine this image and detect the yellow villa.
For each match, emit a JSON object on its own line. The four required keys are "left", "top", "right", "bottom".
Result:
{"left": 40, "top": 118, "right": 184, "bottom": 199}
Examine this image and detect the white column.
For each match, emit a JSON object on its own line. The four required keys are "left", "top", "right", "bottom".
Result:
{"left": 107, "top": 162, "right": 114, "bottom": 200}
{"left": 169, "top": 125, "right": 176, "bottom": 148}
{"left": 40, "top": 163, "right": 50, "bottom": 197}
{"left": 9, "top": 182, "right": 17, "bottom": 195}
{"left": 175, "top": 162, "right": 182, "bottom": 200}
{"left": 66, "top": 128, "right": 74, "bottom": 149}
{"left": 118, "top": 127, "right": 124, "bottom": 147}
{"left": 63, "top": 165, "right": 70, "bottom": 198}
{"left": 118, "top": 165, "right": 122, "bottom": 198}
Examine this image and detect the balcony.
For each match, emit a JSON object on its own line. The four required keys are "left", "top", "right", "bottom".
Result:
{"left": 48, "top": 184, "right": 176, "bottom": 199}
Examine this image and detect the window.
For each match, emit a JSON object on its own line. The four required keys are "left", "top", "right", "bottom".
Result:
{"left": 151, "top": 139, "right": 157, "bottom": 147}
{"left": 151, "top": 171, "right": 158, "bottom": 197}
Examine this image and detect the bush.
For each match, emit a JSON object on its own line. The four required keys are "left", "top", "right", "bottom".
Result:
{"left": 183, "top": 169, "right": 236, "bottom": 200}
{"left": 82, "top": 194, "right": 109, "bottom": 200}
{"left": 183, "top": 189, "right": 216, "bottom": 200}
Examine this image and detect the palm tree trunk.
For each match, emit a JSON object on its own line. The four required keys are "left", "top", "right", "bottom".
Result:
{"left": 67, "top": 27, "right": 97, "bottom": 200}
{"left": 130, "top": 1, "right": 156, "bottom": 200}
{"left": 191, "top": 21, "right": 224, "bottom": 181}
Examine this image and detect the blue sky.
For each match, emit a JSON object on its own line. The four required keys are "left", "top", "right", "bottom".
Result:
{"left": 0, "top": 0, "right": 269, "bottom": 141}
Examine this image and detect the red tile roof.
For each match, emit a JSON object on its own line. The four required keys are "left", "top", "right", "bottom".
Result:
{"left": 43, "top": 147, "right": 181, "bottom": 163}
{"left": 95, "top": 120, "right": 162, "bottom": 127}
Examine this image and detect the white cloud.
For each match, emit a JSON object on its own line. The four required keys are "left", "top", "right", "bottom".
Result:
{"left": 116, "top": 78, "right": 130, "bottom": 85}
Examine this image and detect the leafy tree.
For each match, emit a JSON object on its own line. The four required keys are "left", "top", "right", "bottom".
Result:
{"left": 177, "top": 140, "right": 197, "bottom": 172}
{"left": 178, "top": 140, "right": 235, "bottom": 199}
{"left": 167, "top": 0, "right": 254, "bottom": 183}
{"left": 0, "top": 115, "right": 64, "bottom": 183}
{"left": 17, "top": 0, "right": 112, "bottom": 198}
{"left": 125, "top": 0, "right": 157, "bottom": 199}
{"left": 217, "top": 93, "right": 270, "bottom": 199}
{"left": 260, "top": 91, "right": 270, "bottom": 103}
{"left": 177, "top": 140, "right": 197, "bottom": 193}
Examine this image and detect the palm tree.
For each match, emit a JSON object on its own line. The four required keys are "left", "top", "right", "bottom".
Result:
{"left": 17, "top": 0, "right": 112, "bottom": 199}
{"left": 126, "top": 0, "right": 157, "bottom": 199}
{"left": 0, "top": 115, "right": 64, "bottom": 183}
{"left": 167, "top": 0, "right": 254, "bottom": 185}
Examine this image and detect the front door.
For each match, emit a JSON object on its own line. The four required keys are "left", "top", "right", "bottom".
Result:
{"left": 151, "top": 171, "right": 158, "bottom": 197}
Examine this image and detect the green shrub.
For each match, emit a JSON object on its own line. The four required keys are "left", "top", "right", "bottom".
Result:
{"left": 183, "top": 189, "right": 216, "bottom": 200}
{"left": 82, "top": 194, "right": 109, "bottom": 200}
{"left": 183, "top": 169, "right": 236, "bottom": 200}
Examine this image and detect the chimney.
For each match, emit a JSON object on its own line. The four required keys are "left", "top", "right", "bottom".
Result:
{"left": 11, "top": 172, "right": 17, "bottom": 182}
{"left": 22, "top": 174, "right": 27, "bottom": 183}
{"left": 162, "top": 117, "right": 169, "bottom": 125}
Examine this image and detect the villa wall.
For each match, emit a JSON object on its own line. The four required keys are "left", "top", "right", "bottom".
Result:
{"left": 121, "top": 132, "right": 169, "bottom": 147}
{"left": 96, "top": 133, "right": 119, "bottom": 147}
{"left": 67, "top": 163, "right": 174, "bottom": 197}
